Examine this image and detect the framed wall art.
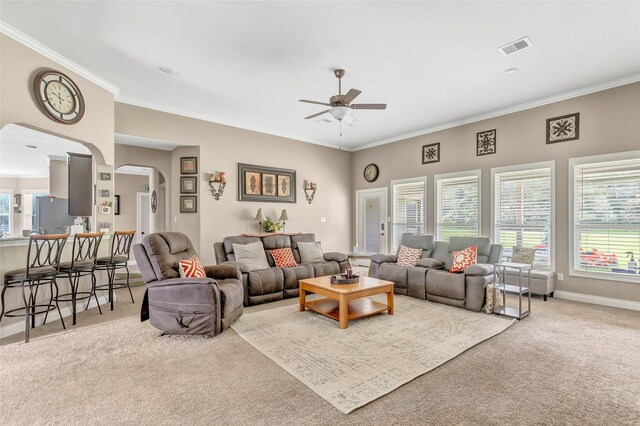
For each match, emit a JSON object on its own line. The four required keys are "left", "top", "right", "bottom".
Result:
{"left": 547, "top": 112, "right": 579, "bottom": 144}
{"left": 180, "top": 176, "right": 197, "bottom": 194}
{"left": 114, "top": 195, "right": 120, "bottom": 215}
{"left": 477, "top": 129, "right": 496, "bottom": 156}
{"left": 100, "top": 189, "right": 110, "bottom": 197}
{"left": 181, "top": 156, "right": 198, "bottom": 174}
{"left": 238, "top": 163, "right": 296, "bottom": 203}
{"left": 422, "top": 142, "right": 440, "bottom": 164}
{"left": 99, "top": 172, "right": 112, "bottom": 181}
{"left": 180, "top": 196, "right": 197, "bottom": 213}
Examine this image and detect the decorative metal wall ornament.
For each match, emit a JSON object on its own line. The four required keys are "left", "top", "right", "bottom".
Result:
{"left": 151, "top": 190, "right": 158, "bottom": 213}
{"left": 546, "top": 112, "right": 580, "bottom": 144}
{"left": 422, "top": 142, "right": 441, "bottom": 164}
{"left": 476, "top": 129, "right": 497, "bottom": 156}
{"left": 304, "top": 181, "right": 317, "bottom": 204}
{"left": 238, "top": 163, "right": 296, "bottom": 203}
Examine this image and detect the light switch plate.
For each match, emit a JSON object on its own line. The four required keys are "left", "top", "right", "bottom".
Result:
{"left": 320, "top": 217, "right": 326, "bottom": 223}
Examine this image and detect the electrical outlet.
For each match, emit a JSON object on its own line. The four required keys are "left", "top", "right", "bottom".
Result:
{"left": 557, "top": 273, "right": 564, "bottom": 281}
{"left": 320, "top": 217, "right": 326, "bottom": 223}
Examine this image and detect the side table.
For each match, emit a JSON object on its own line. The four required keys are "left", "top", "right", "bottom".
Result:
{"left": 493, "top": 262, "right": 531, "bottom": 320}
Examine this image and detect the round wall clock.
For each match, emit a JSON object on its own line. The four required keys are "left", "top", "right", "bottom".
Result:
{"left": 33, "top": 70, "right": 85, "bottom": 124}
{"left": 364, "top": 163, "right": 379, "bottom": 182}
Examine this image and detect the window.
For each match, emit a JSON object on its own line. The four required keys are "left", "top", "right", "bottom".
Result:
{"left": 391, "top": 177, "right": 426, "bottom": 253}
{"left": 435, "top": 170, "right": 481, "bottom": 241}
{"left": 0, "top": 190, "right": 12, "bottom": 237}
{"left": 570, "top": 152, "right": 640, "bottom": 282}
{"left": 492, "top": 162, "right": 554, "bottom": 269}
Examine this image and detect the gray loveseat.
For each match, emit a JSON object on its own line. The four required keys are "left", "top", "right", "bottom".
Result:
{"left": 369, "top": 235, "right": 503, "bottom": 312}
{"left": 214, "top": 233, "right": 348, "bottom": 306}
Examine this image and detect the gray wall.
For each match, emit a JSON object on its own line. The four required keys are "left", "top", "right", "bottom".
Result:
{"left": 352, "top": 82, "right": 640, "bottom": 302}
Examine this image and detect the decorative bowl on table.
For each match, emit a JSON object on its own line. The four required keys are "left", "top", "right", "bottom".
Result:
{"left": 330, "top": 273, "right": 360, "bottom": 284}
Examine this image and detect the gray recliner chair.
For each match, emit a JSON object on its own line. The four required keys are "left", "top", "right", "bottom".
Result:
{"left": 133, "top": 232, "right": 243, "bottom": 336}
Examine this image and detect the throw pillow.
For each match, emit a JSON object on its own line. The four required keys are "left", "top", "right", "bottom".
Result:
{"left": 450, "top": 245, "right": 477, "bottom": 273}
{"left": 297, "top": 241, "right": 325, "bottom": 263}
{"left": 271, "top": 247, "right": 298, "bottom": 268}
{"left": 179, "top": 256, "right": 207, "bottom": 278}
{"left": 232, "top": 241, "right": 270, "bottom": 271}
{"left": 396, "top": 245, "right": 422, "bottom": 267}
{"left": 485, "top": 284, "right": 504, "bottom": 314}
{"left": 511, "top": 246, "right": 536, "bottom": 266}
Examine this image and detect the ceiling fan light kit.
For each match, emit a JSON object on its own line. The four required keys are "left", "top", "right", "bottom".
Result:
{"left": 299, "top": 68, "right": 387, "bottom": 131}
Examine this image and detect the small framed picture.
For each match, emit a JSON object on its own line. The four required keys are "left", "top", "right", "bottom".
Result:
{"left": 100, "top": 172, "right": 112, "bottom": 181}
{"left": 477, "top": 129, "right": 497, "bottom": 156}
{"left": 100, "top": 205, "right": 111, "bottom": 214}
{"left": 422, "top": 142, "right": 440, "bottom": 164}
{"left": 180, "top": 196, "right": 197, "bottom": 213}
{"left": 262, "top": 173, "right": 277, "bottom": 196}
{"left": 181, "top": 157, "right": 198, "bottom": 174}
{"left": 547, "top": 112, "right": 579, "bottom": 144}
{"left": 114, "top": 195, "right": 120, "bottom": 215}
{"left": 180, "top": 176, "right": 197, "bottom": 194}
{"left": 100, "top": 189, "right": 110, "bottom": 197}
{"left": 277, "top": 175, "right": 291, "bottom": 197}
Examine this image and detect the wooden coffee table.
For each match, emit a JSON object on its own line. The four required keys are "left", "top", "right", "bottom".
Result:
{"left": 298, "top": 276, "right": 394, "bottom": 329}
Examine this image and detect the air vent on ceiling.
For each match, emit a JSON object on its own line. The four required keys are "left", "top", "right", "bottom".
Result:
{"left": 498, "top": 37, "right": 533, "bottom": 55}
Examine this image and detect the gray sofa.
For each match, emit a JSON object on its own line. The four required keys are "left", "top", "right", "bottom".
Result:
{"left": 133, "top": 232, "right": 244, "bottom": 336}
{"left": 369, "top": 235, "right": 503, "bottom": 312}
{"left": 214, "top": 233, "right": 348, "bottom": 306}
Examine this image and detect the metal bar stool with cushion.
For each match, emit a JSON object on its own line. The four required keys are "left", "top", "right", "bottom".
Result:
{"left": 94, "top": 230, "right": 136, "bottom": 311}
{"left": 55, "top": 232, "right": 104, "bottom": 325}
{"left": 0, "top": 234, "right": 69, "bottom": 343}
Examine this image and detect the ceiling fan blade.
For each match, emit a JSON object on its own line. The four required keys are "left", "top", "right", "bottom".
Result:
{"left": 299, "top": 99, "right": 331, "bottom": 106}
{"left": 304, "top": 110, "right": 330, "bottom": 119}
{"left": 351, "top": 103, "right": 387, "bottom": 110}
{"left": 343, "top": 88, "right": 362, "bottom": 103}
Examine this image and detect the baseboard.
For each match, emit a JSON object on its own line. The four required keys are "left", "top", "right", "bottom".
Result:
{"left": 0, "top": 294, "right": 114, "bottom": 339}
{"left": 554, "top": 290, "right": 640, "bottom": 312}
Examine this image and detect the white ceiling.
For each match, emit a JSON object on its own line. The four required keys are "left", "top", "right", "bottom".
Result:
{"left": 0, "top": 124, "right": 91, "bottom": 178}
{"left": 1, "top": 1, "right": 639, "bottom": 150}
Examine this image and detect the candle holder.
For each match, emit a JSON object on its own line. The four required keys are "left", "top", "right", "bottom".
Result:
{"left": 209, "top": 172, "right": 227, "bottom": 200}
{"left": 304, "top": 181, "right": 317, "bottom": 204}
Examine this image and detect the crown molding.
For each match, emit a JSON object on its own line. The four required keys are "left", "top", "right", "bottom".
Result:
{"left": 0, "top": 21, "right": 119, "bottom": 95}
{"left": 353, "top": 73, "right": 640, "bottom": 151}
{"left": 115, "top": 96, "right": 349, "bottom": 151}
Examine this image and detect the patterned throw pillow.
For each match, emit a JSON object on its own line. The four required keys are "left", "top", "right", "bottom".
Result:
{"left": 511, "top": 246, "right": 536, "bottom": 266}
{"left": 450, "top": 245, "right": 477, "bottom": 273}
{"left": 396, "top": 245, "right": 422, "bottom": 267}
{"left": 271, "top": 248, "right": 297, "bottom": 267}
{"left": 179, "top": 256, "right": 207, "bottom": 278}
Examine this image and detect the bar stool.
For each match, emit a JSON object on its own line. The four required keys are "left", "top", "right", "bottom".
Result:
{"left": 94, "top": 230, "right": 136, "bottom": 311}
{"left": 0, "top": 234, "right": 69, "bottom": 343}
{"left": 55, "top": 232, "right": 104, "bottom": 325}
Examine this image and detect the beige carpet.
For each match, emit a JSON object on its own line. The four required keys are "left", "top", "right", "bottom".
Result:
{"left": 231, "top": 296, "right": 514, "bottom": 413}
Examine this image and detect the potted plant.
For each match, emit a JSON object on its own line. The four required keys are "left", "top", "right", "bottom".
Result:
{"left": 262, "top": 217, "right": 283, "bottom": 233}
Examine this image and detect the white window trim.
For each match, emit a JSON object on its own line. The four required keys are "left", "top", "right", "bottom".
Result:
{"left": 390, "top": 176, "right": 427, "bottom": 253}
{"left": 433, "top": 169, "right": 482, "bottom": 240}
{"left": 491, "top": 161, "right": 555, "bottom": 271}
{"left": 0, "top": 189, "right": 14, "bottom": 237}
{"left": 569, "top": 150, "right": 640, "bottom": 284}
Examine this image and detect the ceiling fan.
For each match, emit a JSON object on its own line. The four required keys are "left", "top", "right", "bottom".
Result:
{"left": 299, "top": 69, "right": 387, "bottom": 121}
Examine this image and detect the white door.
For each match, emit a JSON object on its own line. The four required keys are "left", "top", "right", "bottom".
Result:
{"left": 136, "top": 192, "right": 150, "bottom": 244}
{"left": 355, "top": 188, "right": 388, "bottom": 254}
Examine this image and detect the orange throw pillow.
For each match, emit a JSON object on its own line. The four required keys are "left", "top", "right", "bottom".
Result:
{"left": 179, "top": 256, "right": 207, "bottom": 278}
{"left": 450, "top": 246, "right": 477, "bottom": 273}
{"left": 271, "top": 248, "right": 298, "bottom": 267}
{"left": 396, "top": 245, "right": 422, "bottom": 267}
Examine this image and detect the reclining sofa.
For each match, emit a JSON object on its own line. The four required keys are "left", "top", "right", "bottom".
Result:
{"left": 369, "top": 235, "right": 503, "bottom": 312}
{"left": 133, "top": 232, "right": 244, "bottom": 336}
{"left": 214, "top": 233, "right": 348, "bottom": 306}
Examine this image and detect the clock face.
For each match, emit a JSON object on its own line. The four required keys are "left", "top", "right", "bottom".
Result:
{"left": 34, "top": 70, "right": 85, "bottom": 124}
{"left": 364, "top": 163, "right": 379, "bottom": 182}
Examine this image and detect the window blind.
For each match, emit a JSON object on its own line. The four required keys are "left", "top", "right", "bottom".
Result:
{"left": 392, "top": 179, "right": 425, "bottom": 253}
{"left": 494, "top": 167, "right": 552, "bottom": 269}
{"left": 0, "top": 192, "right": 11, "bottom": 237}
{"left": 436, "top": 174, "right": 480, "bottom": 240}
{"left": 573, "top": 157, "right": 640, "bottom": 278}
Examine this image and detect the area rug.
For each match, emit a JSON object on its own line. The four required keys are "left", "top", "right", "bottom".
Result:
{"left": 231, "top": 295, "right": 515, "bottom": 414}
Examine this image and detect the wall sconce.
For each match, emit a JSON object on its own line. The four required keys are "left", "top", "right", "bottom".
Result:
{"left": 13, "top": 194, "right": 22, "bottom": 213}
{"left": 279, "top": 209, "right": 290, "bottom": 232}
{"left": 254, "top": 208, "right": 266, "bottom": 232}
{"left": 209, "top": 171, "right": 227, "bottom": 200}
{"left": 304, "top": 181, "right": 317, "bottom": 204}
